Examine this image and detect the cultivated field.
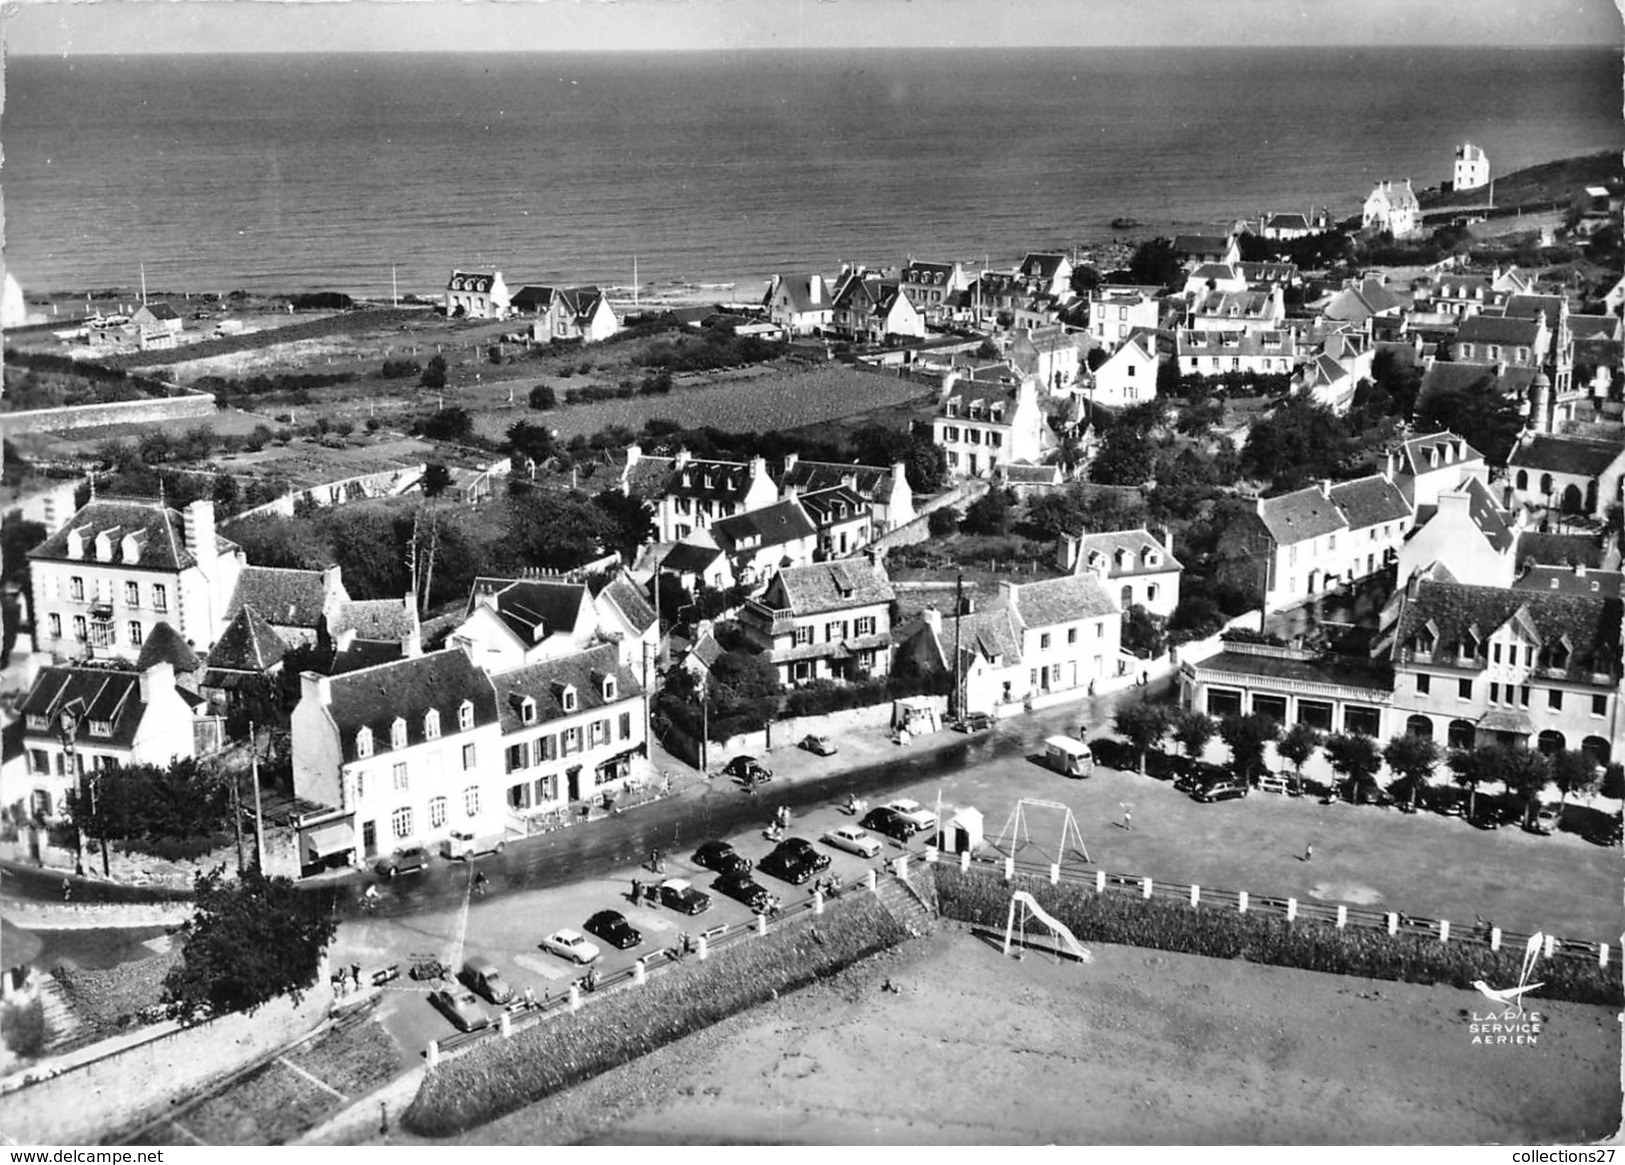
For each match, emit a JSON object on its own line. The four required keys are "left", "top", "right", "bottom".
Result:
{"left": 444, "top": 927, "right": 1621, "bottom": 1146}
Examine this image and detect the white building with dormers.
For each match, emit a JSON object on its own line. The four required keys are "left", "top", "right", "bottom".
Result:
{"left": 1057, "top": 528, "right": 1182, "bottom": 618}
{"left": 444, "top": 270, "right": 511, "bottom": 320}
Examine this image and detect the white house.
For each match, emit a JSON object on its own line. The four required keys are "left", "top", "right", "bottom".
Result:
{"left": 1188, "top": 287, "right": 1285, "bottom": 336}
{"left": 1089, "top": 331, "right": 1160, "bottom": 408}
{"left": 444, "top": 270, "right": 512, "bottom": 320}
{"left": 1362, "top": 180, "right": 1421, "bottom": 237}
{"left": 738, "top": 556, "right": 896, "bottom": 685}
{"left": 1454, "top": 143, "right": 1490, "bottom": 192}
{"left": 1088, "top": 287, "right": 1161, "bottom": 351}
{"left": 616, "top": 446, "right": 779, "bottom": 544}
{"left": 761, "top": 274, "right": 834, "bottom": 336}
{"left": 1254, "top": 474, "right": 1414, "bottom": 612}
{"left": 1396, "top": 477, "right": 1524, "bottom": 589}
{"left": 448, "top": 578, "right": 599, "bottom": 674}
{"left": 777, "top": 453, "right": 915, "bottom": 533}
{"left": 933, "top": 375, "right": 1047, "bottom": 478}
{"left": 1058, "top": 528, "right": 1183, "bottom": 618}
{"left": 1176, "top": 329, "right": 1301, "bottom": 379}
{"left": 510, "top": 285, "right": 619, "bottom": 344}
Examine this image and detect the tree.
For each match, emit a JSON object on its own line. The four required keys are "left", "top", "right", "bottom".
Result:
{"left": 592, "top": 489, "right": 655, "bottom": 555}
{"left": 1448, "top": 746, "right": 1488, "bottom": 822}
{"left": 1549, "top": 749, "right": 1600, "bottom": 821}
{"left": 420, "top": 406, "right": 474, "bottom": 444}
{"left": 1241, "top": 396, "right": 1350, "bottom": 488}
{"left": 1219, "top": 714, "right": 1280, "bottom": 787}
{"left": 1171, "top": 709, "right": 1217, "bottom": 773}
{"left": 1323, "top": 732, "right": 1383, "bottom": 803}
{"left": 421, "top": 354, "right": 449, "bottom": 390}
{"left": 506, "top": 419, "right": 557, "bottom": 468}
{"left": 162, "top": 867, "right": 339, "bottom": 1021}
{"left": 1382, "top": 732, "right": 1441, "bottom": 811}
{"left": 1121, "top": 604, "right": 1168, "bottom": 660}
{"left": 1089, "top": 427, "right": 1156, "bottom": 487}
{"left": 960, "top": 487, "right": 1015, "bottom": 536}
{"left": 1127, "top": 238, "right": 1181, "bottom": 290}
{"left": 503, "top": 489, "right": 615, "bottom": 573}
{"left": 528, "top": 384, "right": 558, "bottom": 410}
{"left": 1412, "top": 375, "right": 1525, "bottom": 465}
{"left": 1498, "top": 746, "right": 1552, "bottom": 830}
{"left": 1114, "top": 701, "right": 1172, "bottom": 776}
{"left": 1276, "top": 721, "right": 1321, "bottom": 795}
{"left": 224, "top": 513, "right": 332, "bottom": 572}
{"left": 2, "top": 516, "right": 47, "bottom": 589}
{"left": 851, "top": 425, "right": 947, "bottom": 494}
{"left": 421, "top": 463, "right": 452, "bottom": 499}
{"left": 926, "top": 507, "right": 960, "bottom": 537}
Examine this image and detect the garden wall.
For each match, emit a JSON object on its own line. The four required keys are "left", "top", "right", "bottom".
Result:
{"left": 1, "top": 900, "right": 193, "bottom": 931}
{"left": 0, "top": 973, "right": 329, "bottom": 1144}
{"left": 660, "top": 696, "right": 949, "bottom": 770}
{"left": 872, "top": 479, "right": 990, "bottom": 551}
{"left": 2, "top": 392, "right": 216, "bottom": 435}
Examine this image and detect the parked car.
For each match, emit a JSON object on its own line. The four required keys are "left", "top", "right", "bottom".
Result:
{"left": 458, "top": 956, "right": 513, "bottom": 1005}
{"left": 1192, "top": 781, "right": 1247, "bottom": 803}
{"left": 714, "top": 871, "right": 774, "bottom": 911}
{"left": 442, "top": 830, "right": 508, "bottom": 861}
{"left": 540, "top": 928, "right": 601, "bottom": 964}
{"left": 800, "top": 734, "right": 838, "bottom": 756}
{"left": 861, "top": 806, "right": 920, "bottom": 842}
{"left": 887, "top": 799, "right": 939, "bottom": 832}
{"left": 759, "top": 842, "right": 819, "bottom": 885}
{"left": 776, "top": 836, "right": 831, "bottom": 872}
{"left": 658, "top": 878, "right": 713, "bottom": 915}
{"left": 375, "top": 845, "right": 432, "bottom": 878}
{"left": 584, "top": 909, "right": 643, "bottom": 950}
{"left": 957, "top": 712, "right": 995, "bottom": 733}
{"left": 693, "top": 839, "right": 753, "bottom": 877}
{"left": 822, "top": 825, "right": 883, "bottom": 858}
{"left": 722, "top": 755, "right": 773, "bottom": 783}
{"left": 430, "top": 988, "right": 490, "bottom": 1032}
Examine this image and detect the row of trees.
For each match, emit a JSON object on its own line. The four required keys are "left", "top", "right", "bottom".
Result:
{"left": 1114, "top": 703, "right": 1605, "bottom": 827}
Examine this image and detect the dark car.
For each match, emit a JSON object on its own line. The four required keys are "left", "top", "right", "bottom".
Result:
{"left": 1193, "top": 781, "right": 1247, "bottom": 803}
{"left": 759, "top": 841, "right": 820, "bottom": 885}
{"left": 722, "top": 755, "right": 773, "bottom": 784}
{"left": 714, "top": 871, "right": 773, "bottom": 911}
{"left": 375, "top": 845, "right": 432, "bottom": 878}
{"left": 957, "top": 712, "right": 995, "bottom": 733}
{"left": 860, "top": 806, "right": 920, "bottom": 843}
{"left": 585, "top": 909, "right": 643, "bottom": 950}
{"left": 658, "top": 878, "right": 713, "bottom": 915}
{"left": 693, "top": 839, "right": 753, "bottom": 877}
{"left": 429, "top": 988, "right": 490, "bottom": 1032}
{"left": 776, "top": 836, "right": 831, "bottom": 873}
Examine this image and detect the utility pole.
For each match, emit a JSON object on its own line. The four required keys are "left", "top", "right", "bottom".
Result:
{"left": 250, "top": 719, "right": 266, "bottom": 871}
{"left": 230, "top": 764, "right": 245, "bottom": 873}
{"left": 952, "top": 571, "right": 964, "bottom": 722}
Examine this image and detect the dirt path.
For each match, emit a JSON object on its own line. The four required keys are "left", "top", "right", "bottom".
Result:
{"left": 430, "top": 926, "right": 1619, "bottom": 1146}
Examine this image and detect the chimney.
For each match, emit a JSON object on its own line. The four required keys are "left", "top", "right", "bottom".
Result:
{"left": 1161, "top": 526, "right": 1174, "bottom": 554}
{"left": 1436, "top": 490, "right": 1471, "bottom": 520}
{"left": 997, "top": 580, "right": 1017, "bottom": 610}
{"left": 1575, "top": 563, "right": 1587, "bottom": 579}
{"left": 808, "top": 274, "right": 824, "bottom": 303}
{"left": 138, "top": 661, "right": 176, "bottom": 705}
{"left": 625, "top": 444, "right": 642, "bottom": 469}
{"left": 1320, "top": 479, "right": 1332, "bottom": 500}
{"left": 783, "top": 452, "right": 799, "bottom": 473}
{"left": 891, "top": 460, "right": 910, "bottom": 493}
{"left": 750, "top": 455, "right": 768, "bottom": 483}
{"left": 183, "top": 500, "right": 217, "bottom": 565}
{"left": 336, "top": 626, "right": 358, "bottom": 651}
{"left": 1056, "top": 532, "right": 1081, "bottom": 572}
{"left": 1383, "top": 449, "right": 1397, "bottom": 482}
{"left": 66, "top": 527, "right": 85, "bottom": 560}
{"left": 674, "top": 447, "right": 692, "bottom": 469}
{"left": 300, "top": 669, "right": 332, "bottom": 708}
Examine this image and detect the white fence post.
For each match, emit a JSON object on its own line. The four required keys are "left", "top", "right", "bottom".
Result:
{"left": 1237, "top": 891, "right": 1248, "bottom": 914}
{"left": 1004, "top": 857, "right": 1015, "bottom": 882}
{"left": 697, "top": 935, "right": 710, "bottom": 961}
{"left": 1543, "top": 934, "right": 1556, "bottom": 959}
{"left": 499, "top": 1010, "right": 512, "bottom": 1038}
{"left": 1190, "top": 885, "right": 1200, "bottom": 908}
{"left": 1490, "top": 927, "right": 1502, "bottom": 952}
{"left": 756, "top": 912, "right": 768, "bottom": 936}
{"left": 568, "top": 985, "right": 582, "bottom": 1012}
{"left": 1439, "top": 920, "right": 1450, "bottom": 943}
{"left": 1386, "top": 912, "right": 1398, "bottom": 936}
{"left": 925, "top": 847, "right": 939, "bottom": 864}
{"left": 813, "top": 890, "right": 825, "bottom": 915}
{"left": 1095, "top": 870, "right": 1106, "bottom": 893}
{"left": 1286, "top": 898, "right": 1297, "bottom": 922}
{"left": 426, "top": 1040, "right": 441, "bottom": 1068}
{"left": 866, "top": 869, "right": 878, "bottom": 893}
{"left": 895, "top": 855, "right": 909, "bottom": 880}
{"left": 960, "top": 850, "right": 970, "bottom": 872}
{"left": 1049, "top": 863, "right": 1060, "bottom": 885}
{"left": 1336, "top": 905, "right": 1348, "bottom": 929}
{"left": 634, "top": 958, "right": 647, "bottom": 985}
{"left": 1600, "top": 943, "right": 1609, "bottom": 968}
{"left": 1141, "top": 877, "right": 1153, "bottom": 900}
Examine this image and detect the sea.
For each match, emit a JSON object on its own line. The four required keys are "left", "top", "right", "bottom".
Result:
{"left": 3, "top": 47, "right": 1620, "bottom": 301}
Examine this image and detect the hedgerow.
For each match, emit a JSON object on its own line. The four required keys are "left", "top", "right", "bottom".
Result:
{"left": 932, "top": 866, "right": 1622, "bottom": 1007}
{"left": 404, "top": 894, "right": 909, "bottom": 1135}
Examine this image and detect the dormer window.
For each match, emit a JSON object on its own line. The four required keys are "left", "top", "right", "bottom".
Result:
{"left": 356, "top": 727, "right": 374, "bottom": 758}
{"left": 602, "top": 675, "right": 618, "bottom": 701}
{"left": 88, "top": 719, "right": 112, "bottom": 739}
{"left": 1413, "top": 631, "right": 1435, "bottom": 656}
{"left": 520, "top": 696, "right": 537, "bottom": 725}
{"left": 1143, "top": 549, "right": 1161, "bottom": 568}
{"left": 1114, "top": 548, "right": 1129, "bottom": 570}
{"left": 391, "top": 717, "right": 408, "bottom": 748}
{"left": 425, "top": 710, "right": 441, "bottom": 739}
{"left": 458, "top": 700, "right": 475, "bottom": 731}
{"left": 561, "top": 685, "right": 578, "bottom": 713}
{"left": 1546, "top": 640, "right": 1571, "bottom": 671}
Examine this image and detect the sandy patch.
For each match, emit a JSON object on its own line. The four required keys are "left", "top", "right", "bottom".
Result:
{"left": 440, "top": 927, "right": 1620, "bottom": 1146}
{"left": 1306, "top": 882, "right": 1385, "bottom": 906}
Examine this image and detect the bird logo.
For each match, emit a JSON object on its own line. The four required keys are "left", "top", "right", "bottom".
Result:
{"left": 1470, "top": 931, "right": 1545, "bottom": 1018}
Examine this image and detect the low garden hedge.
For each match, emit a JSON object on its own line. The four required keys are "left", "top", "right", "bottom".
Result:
{"left": 933, "top": 865, "right": 1622, "bottom": 1008}
{"left": 404, "top": 894, "right": 909, "bottom": 1136}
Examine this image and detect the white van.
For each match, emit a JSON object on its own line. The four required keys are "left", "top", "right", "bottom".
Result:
{"left": 442, "top": 830, "right": 508, "bottom": 861}
{"left": 1045, "top": 736, "right": 1094, "bottom": 778}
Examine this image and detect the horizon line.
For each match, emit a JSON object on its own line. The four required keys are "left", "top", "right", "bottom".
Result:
{"left": 7, "top": 41, "right": 1617, "bottom": 57}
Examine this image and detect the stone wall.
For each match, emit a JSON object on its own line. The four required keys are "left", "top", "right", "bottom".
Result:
{"left": 871, "top": 479, "right": 990, "bottom": 551}
{"left": 1, "top": 899, "right": 194, "bottom": 931}
{"left": 2, "top": 392, "right": 216, "bottom": 435}
{"left": 662, "top": 697, "right": 949, "bottom": 770}
{"left": 0, "top": 971, "right": 329, "bottom": 1144}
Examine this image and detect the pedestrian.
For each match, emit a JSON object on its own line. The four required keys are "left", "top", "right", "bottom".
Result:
{"left": 631, "top": 877, "right": 642, "bottom": 903}
{"left": 524, "top": 985, "right": 535, "bottom": 1008}
{"left": 1122, "top": 807, "right": 1132, "bottom": 831}
{"left": 61, "top": 877, "right": 72, "bottom": 903}
{"left": 1088, "top": 679, "right": 1097, "bottom": 697}
{"left": 351, "top": 963, "right": 362, "bottom": 989}
{"left": 1303, "top": 841, "right": 1314, "bottom": 863}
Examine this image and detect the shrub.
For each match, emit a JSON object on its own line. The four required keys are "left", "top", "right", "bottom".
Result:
{"left": 926, "top": 507, "right": 960, "bottom": 537}
{"left": 932, "top": 866, "right": 1621, "bottom": 1007}
{"left": 404, "top": 895, "right": 909, "bottom": 1135}
{"left": 0, "top": 997, "right": 46, "bottom": 1057}
{"left": 380, "top": 359, "right": 421, "bottom": 380}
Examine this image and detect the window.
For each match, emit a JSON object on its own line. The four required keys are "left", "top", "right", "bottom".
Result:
{"left": 391, "top": 717, "right": 408, "bottom": 748}
{"left": 519, "top": 698, "right": 536, "bottom": 725}
{"left": 70, "top": 577, "right": 85, "bottom": 601}
{"left": 152, "top": 584, "right": 167, "bottom": 613}
{"left": 462, "top": 743, "right": 477, "bottom": 770}
{"left": 619, "top": 711, "right": 633, "bottom": 740}
{"left": 1548, "top": 689, "right": 1563, "bottom": 711}
{"left": 1489, "top": 682, "right": 1500, "bottom": 705}
{"left": 602, "top": 676, "right": 617, "bottom": 701}
{"left": 464, "top": 786, "right": 480, "bottom": 817}
{"left": 1594, "top": 694, "right": 1607, "bottom": 717}
{"left": 562, "top": 688, "right": 577, "bottom": 713}
{"left": 590, "top": 719, "right": 607, "bottom": 746}
{"left": 128, "top": 622, "right": 143, "bottom": 647}
{"left": 458, "top": 700, "right": 474, "bottom": 730}
{"left": 391, "top": 807, "right": 413, "bottom": 839}
{"left": 425, "top": 710, "right": 441, "bottom": 739}
{"left": 563, "top": 726, "right": 582, "bottom": 754}
{"left": 855, "top": 616, "right": 876, "bottom": 637}
{"left": 506, "top": 744, "right": 528, "bottom": 773}
{"left": 1067, "top": 628, "right": 1078, "bottom": 645}
{"left": 539, "top": 734, "right": 558, "bottom": 761}
{"left": 1039, "top": 633, "right": 1051, "bottom": 650}
{"left": 1095, "top": 623, "right": 1104, "bottom": 638}
{"left": 429, "top": 796, "right": 447, "bottom": 828}
{"left": 124, "top": 581, "right": 140, "bottom": 608}
{"left": 1492, "top": 644, "right": 1502, "bottom": 664}
{"left": 392, "top": 762, "right": 408, "bottom": 791}
{"left": 1521, "top": 685, "right": 1531, "bottom": 707}
{"left": 356, "top": 728, "right": 373, "bottom": 758}
{"left": 1147, "top": 583, "right": 1159, "bottom": 603}
{"left": 1458, "top": 678, "right": 1472, "bottom": 700}
{"left": 48, "top": 614, "right": 61, "bottom": 639}
{"left": 1413, "top": 673, "right": 1431, "bottom": 696}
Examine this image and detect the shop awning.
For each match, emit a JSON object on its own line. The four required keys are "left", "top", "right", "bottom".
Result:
{"left": 305, "top": 822, "right": 354, "bottom": 858}
{"left": 1477, "top": 708, "right": 1534, "bottom": 735}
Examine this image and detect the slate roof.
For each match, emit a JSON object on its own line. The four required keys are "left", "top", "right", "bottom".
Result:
{"left": 1257, "top": 486, "right": 1348, "bottom": 545}
{"left": 1508, "top": 435, "right": 1624, "bottom": 477}
{"left": 1514, "top": 531, "right": 1606, "bottom": 569}
{"left": 135, "top": 621, "right": 202, "bottom": 674}
{"left": 1568, "top": 314, "right": 1621, "bottom": 343}
{"left": 328, "top": 640, "right": 410, "bottom": 676}
{"left": 447, "top": 271, "right": 498, "bottom": 294}
{"left": 206, "top": 606, "right": 289, "bottom": 673}
{"left": 764, "top": 558, "right": 894, "bottom": 617}
{"left": 142, "top": 302, "right": 181, "bottom": 321}
{"left": 493, "top": 644, "right": 642, "bottom": 733}
{"left": 666, "top": 458, "right": 760, "bottom": 504}
{"left": 922, "top": 607, "right": 1024, "bottom": 668}
{"left": 1006, "top": 573, "right": 1119, "bottom": 629}
{"left": 1177, "top": 329, "right": 1298, "bottom": 358}
{"left": 1399, "top": 431, "right": 1483, "bottom": 478}
{"left": 511, "top": 285, "right": 610, "bottom": 324}
{"left": 661, "top": 541, "right": 725, "bottom": 573}
{"left": 945, "top": 381, "right": 1019, "bottom": 413}
{"left": 798, "top": 485, "right": 870, "bottom": 528}
{"left": 324, "top": 648, "right": 500, "bottom": 763}
{"left": 619, "top": 452, "right": 679, "bottom": 498}
{"left": 228, "top": 565, "right": 335, "bottom": 630}
{"left": 1392, "top": 579, "right": 1622, "bottom": 681}
{"left": 1514, "top": 566, "right": 1623, "bottom": 598}
{"left": 1454, "top": 314, "right": 1542, "bottom": 347}
{"left": 1195, "top": 649, "right": 1395, "bottom": 693}
{"left": 1019, "top": 253, "right": 1068, "bottom": 281}
{"left": 778, "top": 458, "right": 895, "bottom": 500}
{"left": 901, "top": 262, "right": 959, "bottom": 286}
{"left": 1328, "top": 475, "right": 1411, "bottom": 530}
{"left": 333, "top": 598, "right": 418, "bottom": 641}
{"left": 762, "top": 274, "right": 834, "bottom": 315}
{"left": 1191, "top": 289, "right": 1275, "bottom": 320}
{"left": 19, "top": 667, "right": 147, "bottom": 748}
{"left": 712, "top": 499, "right": 817, "bottom": 552}
{"left": 1416, "top": 361, "right": 1538, "bottom": 409}
{"left": 1239, "top": 261, "right": 1300, "bottom": 284}
{"left": 29, "top": 498, "right": 218, "bottom": 572}
{"left": 1188, "top": 263, "right": 1242, "bottom": 284}
{"left": 1173, "top": 235, "right": 1233, "bottom": 257}
{"left": 597, "top": 573, "right": 657, "bottom": 634}
{"left": 1265, "top": 213, "right": 1310, "bottom": 232}
{"left": 1450, "top": 476, "right": 1517, "bottom": 553}
{"left": 1501, "top": 294, "right": 1566, "bottom": 322}
{"left": 1323, "top": 279, "right": 1403, "bottom": 322}
{"left": 1078, "top": 529, "right": 1184, "bottom": 577}
{"left": 466, "top": 579, "right": 589, "bottom": 644}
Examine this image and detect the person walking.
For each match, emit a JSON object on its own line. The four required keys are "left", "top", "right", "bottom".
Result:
{"left": 1303, "top": 840, "right": 1314, "bottom": 863}
{"left": 1122, "top": 807, "right": 1132, "bottom": 831}
{"left": 351, "top": 963, "right": 362, "bottom": 990}
{"left": 61, "top": 877, "right": 72, "bottom": 903}
{"left": 631, "top": 877, "right": 642, "bottom": 904}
